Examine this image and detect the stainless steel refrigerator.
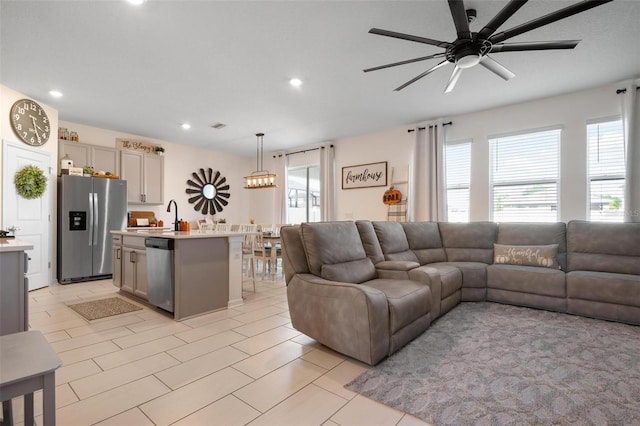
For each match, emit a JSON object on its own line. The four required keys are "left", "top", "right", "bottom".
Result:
{"left": 57, "top": 175, "right": 127, "bottom": 283}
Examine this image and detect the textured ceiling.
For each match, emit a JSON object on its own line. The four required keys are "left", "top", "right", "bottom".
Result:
{"left": 2, "top": 0, "right": 639, "bottom": 156}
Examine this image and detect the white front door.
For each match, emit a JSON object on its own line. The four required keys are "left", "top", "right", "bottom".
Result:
{"left": 2, "top": 140, "right": 53, "bottom": 290}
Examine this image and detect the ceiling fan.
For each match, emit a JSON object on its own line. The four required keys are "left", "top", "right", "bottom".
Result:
{"left": 364, "top": 0, "right": 613, "bottom": 93}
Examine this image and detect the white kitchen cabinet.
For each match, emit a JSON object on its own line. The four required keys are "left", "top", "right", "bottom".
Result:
{"left": 112, "top": 235, "right": 122, "bottom": 288}
{"left": 0, "top": 243, "right": 29, "bottom": 336}
{"left": 59, "top": 140, "right": 119, "bottom": 176}
{"left": 119, "top": 235, "right": 148, "bottom": 300}
{"left": 120, "top": 151, "right": 164, "bottom": 205}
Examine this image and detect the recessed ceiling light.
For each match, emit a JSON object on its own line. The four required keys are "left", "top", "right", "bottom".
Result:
{"left": 181, "top": 123, "right": 191, "bottom": 130}
{"left": 126, "top": 0, "right": 145, "bottom": 5}
{"left": 289, "top": 78, "right": 303, "bottom": 87}
{"left": 49, "top": 90, "right": 63, "bottom": 98}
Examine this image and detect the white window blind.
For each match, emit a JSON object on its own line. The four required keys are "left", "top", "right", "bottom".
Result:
{"left": 587, "top": 119, "right": 625, "bottom": 222}
{"left": 445, "top": 141, "right": 471, "bottom": 222}
{"left": 490, "top": 128, "right": 561, "bottom": 222}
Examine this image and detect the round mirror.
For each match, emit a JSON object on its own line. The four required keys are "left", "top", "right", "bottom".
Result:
{"left": 202, "top": 184, "right": 216, "bottom": 199}
{"left": 185, "top": 168, "right": 231, "bottom": 215}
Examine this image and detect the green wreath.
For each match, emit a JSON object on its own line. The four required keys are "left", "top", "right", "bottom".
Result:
{"left": 14, "top": 165, "right": 47, "bottom": 199}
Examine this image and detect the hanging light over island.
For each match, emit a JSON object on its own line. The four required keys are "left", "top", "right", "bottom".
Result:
{"left": 244, "top": 133, "right": 276, "bottom": 189}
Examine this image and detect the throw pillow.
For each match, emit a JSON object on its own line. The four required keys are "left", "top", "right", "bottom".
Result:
{"left": 494, "top": 244, "right": 559, "bottom": 269}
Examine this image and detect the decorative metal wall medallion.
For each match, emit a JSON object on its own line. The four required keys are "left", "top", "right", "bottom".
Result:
{"left": 186, "top": 168, "right": 230, "bottom": 214}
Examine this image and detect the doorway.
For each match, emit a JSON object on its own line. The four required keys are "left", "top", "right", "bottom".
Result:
{"left": 2, "top": 140, "right": 53, "bottom": 290}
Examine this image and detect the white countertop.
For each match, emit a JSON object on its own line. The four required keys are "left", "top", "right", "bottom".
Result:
{"left": 111, "top": 230, "right": 250, "bottom": 240}
{"left": 0, "top": 238, "right": 34, "bottom": 252}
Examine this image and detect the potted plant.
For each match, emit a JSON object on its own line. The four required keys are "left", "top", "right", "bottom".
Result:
{"left": 155, "top": 146, "right": 165, "bottom": 156}
{"left": 82, "top": 166, "right": 94, "bottom": 177}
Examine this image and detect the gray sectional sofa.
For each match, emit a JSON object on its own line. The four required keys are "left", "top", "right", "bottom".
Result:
{"left": 280, "top": 220, "right": 640, "bottom": 365}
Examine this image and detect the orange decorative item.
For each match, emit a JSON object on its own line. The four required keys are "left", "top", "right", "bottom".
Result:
{"left": 157, "top": 220, "right": 164, "bottom": 228}
{"left": 383, "top": 186, "right": 402, "bottom": 205}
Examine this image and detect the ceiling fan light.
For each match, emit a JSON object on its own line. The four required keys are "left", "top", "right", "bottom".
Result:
{"left": 457, "top": 54, "right": 481, "bottom": 69}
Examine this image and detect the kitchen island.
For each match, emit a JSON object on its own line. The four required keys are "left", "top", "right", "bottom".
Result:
{"left": 0, "top": 238, "right": 33, "bottom": 335}
{"left": 111, "top": 230, "right": 245, "bottom": 320}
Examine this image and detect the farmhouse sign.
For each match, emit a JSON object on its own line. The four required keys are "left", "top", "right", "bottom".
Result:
{"left": 342, "top": 161, "right": 387, "bottom": 189}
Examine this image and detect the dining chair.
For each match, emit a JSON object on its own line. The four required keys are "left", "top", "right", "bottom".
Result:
{"left": 240, "top": 224, "right": 258, "bottom": 292}
{"left": 254, "top": 229, "right": 282, "bottom": 280}
{"left": 215, "top": 223, "right": 232, "bottom": 232}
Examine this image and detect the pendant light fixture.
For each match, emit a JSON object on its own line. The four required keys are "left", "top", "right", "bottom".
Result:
{"left": 244, "top": 132, "right": 276, "bottom": 189}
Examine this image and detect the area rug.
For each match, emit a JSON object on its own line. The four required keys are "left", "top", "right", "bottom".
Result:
{"left": 68, "top": 297, "right": 142, "bottom": 320}
{"left": 346, "top": 302, "right": 640, "bottom": 425}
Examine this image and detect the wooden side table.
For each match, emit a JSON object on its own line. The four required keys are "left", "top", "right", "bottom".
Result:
{"left": 0, "top": 331, "right": 62, "bottom": 426}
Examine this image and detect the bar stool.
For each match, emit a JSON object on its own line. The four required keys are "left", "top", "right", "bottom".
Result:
{"left": 1, "top": 331, "right": 62, "bottom": 426}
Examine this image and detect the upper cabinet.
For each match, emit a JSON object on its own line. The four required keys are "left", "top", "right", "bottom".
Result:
{"left": 121, "top": 151, "right": 164, "bottom": 205}
{"left": 59, "top": 140, "right": 119, "bottom": 176}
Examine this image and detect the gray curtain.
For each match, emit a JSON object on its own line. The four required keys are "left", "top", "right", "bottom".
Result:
{"left": 320, "top": 143, "right": 336, "bottom": 221}
{"left": 409, "top": 125, "right": 447, "bottom": 222}
{"left": 622, "top": 83, "right": 640, "bottom": 222}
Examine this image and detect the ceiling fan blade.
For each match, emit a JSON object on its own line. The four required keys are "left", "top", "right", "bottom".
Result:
{"left": 477, "top": 0, "right": 528, "bottom": 40}
{"left": 490, "top": 40, "right": 580, "bottom": 53}
{"left": 364, "top": 52, "right": 447, "bottom": 73}
{"left": 394, "top": 60, "right": 450, "bottom": 91}
{"left": 448, "top": 0, "right": 472, "bottom": 40}
{"left": 369, "top": 28, "right": 451, "bottom": 48}
{"left": 444, "top": 66, "right": 463, "bottom": 93}
{"left": 480, "top": 56, "right": 515, "bottom": 81}
{"left": 489, "top": 0, "right": 614, "bottom": 44}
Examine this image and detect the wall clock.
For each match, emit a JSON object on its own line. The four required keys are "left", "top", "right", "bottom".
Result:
{"left": 185, "top": 168, "right": 231, "bottom": 215}
{"left": 10, "top": 99, "right": 51, "bottom": 146}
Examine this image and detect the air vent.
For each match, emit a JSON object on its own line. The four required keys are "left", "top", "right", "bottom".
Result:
{"left": 210, "top": 122, "right": 227, "bottom": 129}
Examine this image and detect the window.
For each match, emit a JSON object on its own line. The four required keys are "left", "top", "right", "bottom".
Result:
{"left": 587, "top": 119, "right": 625, "bottom": 222}
{"left": 490, "top": 128, "right": 561, "bottom": 222}
{"left": 445, "top": 140, "right": 471, "bottom": 222}
{"left": 287, "top": 165, "right": 320, "bottom": 223}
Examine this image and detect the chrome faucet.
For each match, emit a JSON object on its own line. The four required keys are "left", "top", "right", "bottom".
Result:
{"left": 167, "top": 199, "right": 179, "bottom": 231}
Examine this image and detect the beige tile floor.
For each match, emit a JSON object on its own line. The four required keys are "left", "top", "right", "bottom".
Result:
{"left": 6, "top": 275, "right": 431, "bottom": 426}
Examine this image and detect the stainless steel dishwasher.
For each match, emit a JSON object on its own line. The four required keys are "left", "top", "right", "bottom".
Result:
{"left": 145, "top": 237, "right": 175, "bottom": 312}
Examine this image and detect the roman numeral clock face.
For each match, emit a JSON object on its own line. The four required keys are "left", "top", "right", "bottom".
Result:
{"left": 10, "top": 99, "right": 50, "bottom": 146}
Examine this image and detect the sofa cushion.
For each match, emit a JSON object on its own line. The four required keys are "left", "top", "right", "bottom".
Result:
{"left": 497, "top": 222, "right": 567, "bottom": 270}
{"left": 364, "top": 279, "right": 431, "bottom": 335}
{"left": 487, "top": 264, "right": 566, "bottom": 298}
{"left": 567, "top": 221, "right": 640, "bottom": 275}
{"left": 301, "top": 221, "right": 376, "bottom": 283}
{"left": 355, "top": 220, "right": 385, "bottom": 264}
{"left": 420, "top": 264, "right": 462, "bottom": 299}
{"left": 401, "top": 222, "right": 447, "bottom": 264}
{"left": 321, "top": 259, "right": 377, "bottom": 284}
{"left": 280, "top": 225, "right": 311, "bottom": 285}
{"left": 371, "top": 221, "right": 420, "bottom": 263}
{"left": 494, "top": 243, "right": 559, "bottom": 269}
{"left": 432, "top": 261, "right": 488, "bottom": 289}
{"left": 438, "top": 222, "right": 497, "bottom": 263}
{"left": 567, "top": 271, "right": 640, "bottom": 307}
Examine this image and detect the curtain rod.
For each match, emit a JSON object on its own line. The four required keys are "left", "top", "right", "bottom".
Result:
{"left": 616, "top": 87, "right": 640, "bottom": 94}
{"left": 272, "top": 144, "right": 334, "bottom": 158}
{"left": 407, "top": 121, "right": 453, "bottom": 133}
